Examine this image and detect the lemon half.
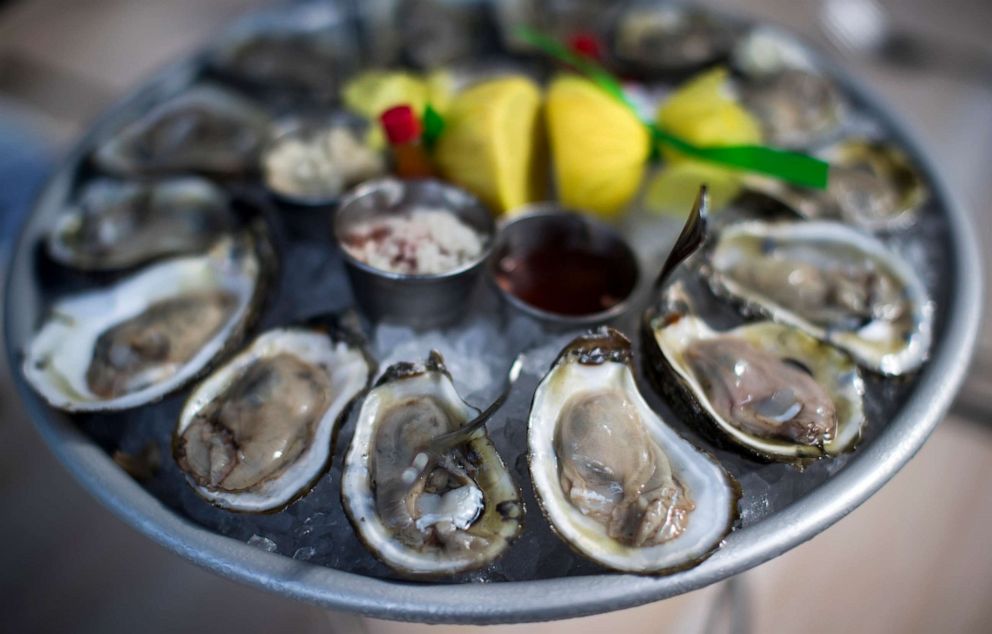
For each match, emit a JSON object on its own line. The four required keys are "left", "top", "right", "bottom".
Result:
{"left": 546, "top": 75, "right": 650, "bottom": 218}
{"left": 434, "top": 76, "right": 545, "bottom": 215}
{"left": 656, "top": 67, "right": 762, "bottom": 162}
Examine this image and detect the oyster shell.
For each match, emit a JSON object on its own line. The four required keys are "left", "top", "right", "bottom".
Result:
{"left": 47, "top": 178, "right": 237, "bottom": 271}
{"left": 734, "top": 28, "right": 845, "bottom": 149}
{"left": 398, "top": 0, "right": 491, "bottom": 69}
{"left": 207, "top": 6, "right": 356, "bottom": 104}
{"left": 211, "top": 34, "right": 339, "bottom": 97}
{"left": 707, "top": 220, "right": 933, "bottom": 375}
{"left": 733, "top": 26, "right": 815, "bottom": 77}
{"left": 823, "top": 139, "right": 929, "bottom": 230}
{"left": 529, "top": 328, "right": 738, "bottom": 573}
{"left": 23, "top": 235, "right": 265, "bottom": 412}
{"left": 175, "top": 318, "right": 373, "bottom": 512}
{"left": 747, "top": 139, "right": 929, "bottom": 231}
{"left": 739, "top": 68, "right": 845, "bottom": 150}
{"left": 341, "top": 352, "right": 522, "bottom": 576}
{"left": 644, "top": 282, "right": 866, "bottom": 462}
{"left": 93, "top": 85, "right": 270, "bottom": 177}
{"left": 612, "top": 4, "right": 736, "bottom": 77}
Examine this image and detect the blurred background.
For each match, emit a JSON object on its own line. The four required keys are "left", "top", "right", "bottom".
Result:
{"left": 1, "top": 0, "right": 990, "bottom": 632}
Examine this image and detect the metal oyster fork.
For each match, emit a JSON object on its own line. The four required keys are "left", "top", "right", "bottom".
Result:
{"left": 401, "top": 354, "right": 525, "bottom": 485}
{"left": 654, "top": 185, "right": 710, "bottom": 291}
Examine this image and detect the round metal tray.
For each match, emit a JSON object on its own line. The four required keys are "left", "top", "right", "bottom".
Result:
{"left": 3, "top": 1, "right": 983, "bottom": 625}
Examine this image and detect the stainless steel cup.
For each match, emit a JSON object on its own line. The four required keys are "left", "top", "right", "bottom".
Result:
{"left": 332, "top": 178, "right": 495, "bottom": 329}
{"left": 261, "top": 112, "right": 376, "bottom": 208}
{"left": 488, "top": 204, "right": 641, "bottom": 328}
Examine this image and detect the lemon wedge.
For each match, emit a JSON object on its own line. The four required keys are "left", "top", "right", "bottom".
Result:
{"left": 546, "top": 75, "right": 650, "bottom": 218}
{"left": 644, "top": 159, "right": 742, "bottom": 217}
{"left": 344, "top": 71, "right": 427, "bottom": 118}
{"left": 433, "top": 76, "right": 545, "bottom": 214}
{"left": 656, "top": 67, "right": 762, "bottom": 162}
{"left": 343, "top": 70, "right": 454, "bottom": 149}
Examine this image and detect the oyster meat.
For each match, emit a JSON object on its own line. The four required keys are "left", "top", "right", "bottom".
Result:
{"left": 175, "top": 319, "right": 372, "bottom": 512}
{"left": 93, "top": 84, "right": 270, "bottom": 177}
{"left": 23, "top": 235, "right": 264, "bottom": 411}
{"left": 708, "top": 220, "right": 933, "bottom": 375}
{"left": 342, "top": 352, "right": 522, "bottom": 576}
{"left": 529, "top": 328, "right": 738, "bottom": 573}
{"left": 47, "top": 178, "right": 236, "bottom": 271}
{"left": 644, "top": 282, "right": 866, "bottom": 461}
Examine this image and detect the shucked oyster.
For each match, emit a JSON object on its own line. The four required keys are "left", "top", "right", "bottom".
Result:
{"left": 734, "top": 27, "right": 845, "bottom": 150}
{"left": 47, "top": 178, "right": 236, "bottom": 271}
{"left": 707, "top": 220, "right": 933, "bottom": 375}
{"left": 739, "top": 68, "right": 845, "bottom": 150}
{"left": 747, "top": 139, "right": 929, "bottom": 231}
{"left": 612, "top": 4, "right": 736, "bottom": 77}
{"left": 212, "top": 34, "right": 341, "bottom": 98}
{"left": 23, "top": 235, "right": 264, "bottom": 412}
{"left": 822, "top": 140, "right": 928, "bottom": 230}
{"left": 644, "top": 282, "right": 866, "bottom": 462}
{"left": 93, "top": 84, "right": 270, "bottom": 177}
{"left": 207, "top": 2, "right": 357, "bottom": 105}
{"left": 397, "top": 0, "right": 492, "bottom": 69}
{"left": 175, "top": 318, "right": 373, "bottom": 512}
{"left": 529, "top": 328, "right": 738, "bottom": 573}
{"left": 342, "top": 352, "right": 522, "bottom": 576}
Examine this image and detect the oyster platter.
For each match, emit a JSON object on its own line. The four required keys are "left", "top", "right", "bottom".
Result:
{"left": 3, "top": 0, "right": 980, "bottom": 622}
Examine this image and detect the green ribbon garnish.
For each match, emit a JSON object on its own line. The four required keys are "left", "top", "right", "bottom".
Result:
{"left": 422, "top": 103, "right": 445, "bottom": 150}
{"left": 515, "top": 27, "right": 634, "bottom": 110}
{"left": 650, "top": 127, "right": 829, "bottom": 188}
{"left": 514, "top": 26, "right": 829, "bottom": 190}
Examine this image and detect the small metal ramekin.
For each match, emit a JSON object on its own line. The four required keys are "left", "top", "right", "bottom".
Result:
{"left": 261, "top": 112, "right": 381, "bottom": 208}
{"left": 332, "top": 178, "right": 495, "bottom": 329}
{"left": 488, "top": 204, "right": 641, "bottom": 327}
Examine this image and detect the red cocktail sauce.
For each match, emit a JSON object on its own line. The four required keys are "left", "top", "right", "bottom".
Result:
{"left": 494, "top": 243, "right": 638, "bottom": 317}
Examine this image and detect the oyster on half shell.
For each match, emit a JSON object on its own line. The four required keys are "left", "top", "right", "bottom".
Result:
{"left": 23, "top": 234, "right": 265, "bottom": 412}
{"left": 612, "top": 4, "right": 736, "bottom": 77}
{"left": 206, "top": 2, "right": 357, "bottom": 103}
{"left": 707, "top": 220, "right": 933, "bottom": 375}
{"left": 529, "top": 328, "right": 738, "bottom": 574}
{"left": 644, "top": 282, "right": 866, "bottom": 462}
{"left": 746, "top": 139, "right": 929, "bottom": 231}
{"left": 734, "top": 27, "right": 846, "bottom": 150}
{"left": 175, "top": 318, "right": 373, "bottom": 512}
{"left": 209, "top": 31, "right": 345, "bottom": 103}
{"left": 341, "top": 352, "right": 522, "bottom": 576}
{"left": 739, "top": 68, "right": 845, "bottom": 150}
{"left": 93, "top": 84, "right": 270, "bottom": 177}
{"left": 47, "top": 177, "right": 237, "bottom": 271}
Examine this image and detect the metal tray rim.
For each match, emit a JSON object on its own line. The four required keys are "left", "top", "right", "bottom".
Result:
{"left": 3, "top": 15, "right": 984, "bottom": 627}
